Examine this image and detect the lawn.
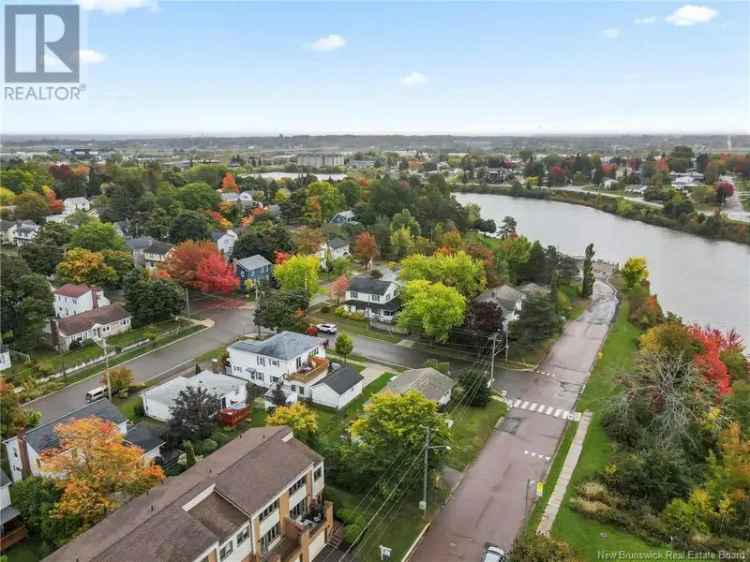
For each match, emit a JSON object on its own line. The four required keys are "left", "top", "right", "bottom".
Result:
{"left": 106, "top": 319, "right": 181, "bottom": 349}
{"left": 550, "top": 299, "right": 684, "bottom": 560}
{"left": 5, "top": 538, "right": 46, "bottom": 562}
{"left": 447, "top": 399, "right": 507, "bottom": 470}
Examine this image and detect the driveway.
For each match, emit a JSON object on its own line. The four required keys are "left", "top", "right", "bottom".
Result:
{"left": 409, "top": 280, "right": 617, "bottom": 561}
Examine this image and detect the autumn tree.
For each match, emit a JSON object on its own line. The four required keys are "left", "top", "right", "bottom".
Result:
{"left": 42, "top": 418, "right": 164, "bottom": 528}
{"left": 233, "top": 221, "right": 294, "bottom": 262}
{"left": 715, "top": 181, "right": 735, "bottom": 205}
{"left": 353, "top": 232, "right": 379, "bottom": 267}
{"left": 398, "top": 280, "right": 466, "bottom": 342}
{"left": 621, "top": 256, "right": 649, "bottom": 289}
{"left": 195, "top": 253, "right": 240, "bottom": 294}
{"left": 56, "top": 248, "right": 118, "bottom": 286}
{"left": 0, "top": 379, "right": 39, "bottom": 439}
{"left": 273, "top": 254, "right": 320, "bottom": 299}
{"left": 292, "top": 226, "right": 325, "bottom": 255}
{"left": 221, "top": 172, "right": 239, "bottom": 192}
{"left": 163, "top": 240, "right": 220, "bottom": 289}
{"left": 329, "top": 275, "right": 349, "bottom": 303}
{"left": 499, "top": 216, "right": 517, "bottom": 239}
{"left": 102, "top": 367, "right": 134, "bottom": 393}
{"left": 267, "top": 403, "right": 318, "bottom": 446}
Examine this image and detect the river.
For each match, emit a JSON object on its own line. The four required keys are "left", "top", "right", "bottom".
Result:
{"left": 456, "top": 192, "right": 750, "bottom": 341}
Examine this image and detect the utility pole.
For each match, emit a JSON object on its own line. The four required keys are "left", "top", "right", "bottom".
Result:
{"left": 183, "top": 287, "right": 191, "bottom": 333}
{"left": 104, "top": 339, "right": 112, "bottom": 401}
{"left": 422, "top": 426, "right": 430, "bottom": 515}
{"left": 489, "top": 331, "right": 505, "bottom": 386}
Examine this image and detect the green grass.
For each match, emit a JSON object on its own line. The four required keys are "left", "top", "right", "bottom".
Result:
{"left": 558, "top": 284, "right": 589, "bottom": 320}
{"left": 4, "top": 538, "right": 46, "bottom": 562}
{"left": 551, "top": 299, "right": 683, "bottom": 560}
{"left": 447, "top": 399, "right": 507, "bottom": 470}
{"left": 312, "top": 372, "right": 395, "bottom": 447}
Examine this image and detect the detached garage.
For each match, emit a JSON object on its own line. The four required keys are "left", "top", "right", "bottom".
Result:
{"left": 311, "top": 366, "right": 364, "bottom": 410}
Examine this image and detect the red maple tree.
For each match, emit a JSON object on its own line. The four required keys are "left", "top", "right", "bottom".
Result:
{"left": 274, "top": 250, "right": 291, "bottom": 265}
{"left": 163, "top": 241, "right": 221, "bottom": 289}
{"left": 329, "top": 275, "right": 349, "bottom": 303}
{"left": 688, "top": 326, "right": 736, "bottom": 396}
{"left": 221, "top": 173, "right": 239, "bottom": 192}
{"left": 196, "top": 253, "right": 239, "bottom": 294}
{"left": 353, "top": 232, "right": 378, "bottom": 266}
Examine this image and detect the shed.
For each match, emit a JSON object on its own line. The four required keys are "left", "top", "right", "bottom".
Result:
{"left": 385, "top": 368, "right": 456, "bottom": 407}
{"left": 311, "top": 366, "right": 364, "bottom": 410}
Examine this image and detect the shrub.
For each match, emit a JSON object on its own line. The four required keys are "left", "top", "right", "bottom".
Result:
{"left": 337, "top": 508, "right": 354, "bottom": 523}
{"left": 343, "top": 517, "right": 365, "bottom": 545}
{"left": 321, "top": 304, "right": 331, "bottom": 314}
{"left": 199, "top": 438, "right": 218, "bottom": 455}
{"left": 133, "top": 402, "right": 145, "bottom": 417}
{"left": 578, "top": 481, "right": 610, "bottom": 503}
{"left": 570, "top": 496, "right": 611, "bottom": 515}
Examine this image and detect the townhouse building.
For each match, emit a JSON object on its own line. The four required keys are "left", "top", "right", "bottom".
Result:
{"left": 42, "top": 426, "right": 333, "bottom": 562}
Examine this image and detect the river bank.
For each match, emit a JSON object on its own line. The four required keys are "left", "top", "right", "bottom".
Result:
{"left": 452, "top": 183, "right": 750, "bottom": 246}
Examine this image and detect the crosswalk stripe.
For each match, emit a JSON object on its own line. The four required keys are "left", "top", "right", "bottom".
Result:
{"left": 554, "top": 408, "right": 563, "bottom": 418}
{"left": 520, "top": 401, "right": 529, "bottom": 409}
{"left": 529, "top": 403, "right": 538, "bottom": 412}
{"left": 513, "top": 399, "right": 522, "bottom": 407}
{"left": 545, "top": 406, "right": 554, "bottom": 415}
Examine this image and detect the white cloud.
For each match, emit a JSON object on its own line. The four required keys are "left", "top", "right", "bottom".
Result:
{"left": 602, "top": 28, "right": 621, "bottom": 39}
{"left": 79, "top": 49, "right": 107, "bottom": 64}
{"left": 401, "top": 72, "right": 428, "bottom": 87}
{"left": 309, "top": 34, "right": 347, "bottom": 52}
{"left": 665, "top": 5, "right": 718, "bottom": 26}
{"left": 78, "top": 0, "right": 157, "bottom": 14}
{"left": 634, "top": 16, "right": 657, "bottom": 24}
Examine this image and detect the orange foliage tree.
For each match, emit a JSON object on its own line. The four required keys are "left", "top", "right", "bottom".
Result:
{"left": 353, "top": 232, "right": 378, "bottom": 267}
{"left": 43, "top": 186, "right": 64, "bottom": 214}
{"left": 196, "top": 253, "right": 240, "bottom": 294}
{"left": 221, "top": 173, "right": 239, "bottom": 192}
{"left": 163, "top": 240, "right": 220, "bottom": 289}
{"left": 329, "top": 275, "right": 349, "bottom": 303}
{"left": 43, "top": 417, "right": 164, "bottom": 527}
{"left": 688, "top": 326, "right": 742, "bottom": 396}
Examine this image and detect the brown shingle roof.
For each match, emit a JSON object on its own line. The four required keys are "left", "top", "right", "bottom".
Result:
{"left": 56, "top": 304, "right": 131, "bottom": 336}
{"left": 188, "top": 492, "right": 247, "bottom": 542}
{"left": 42, "top": 426, "right": 322, "bottom": 562}
{"left": 54, "top": 283, "right": 94, "bottom": 298}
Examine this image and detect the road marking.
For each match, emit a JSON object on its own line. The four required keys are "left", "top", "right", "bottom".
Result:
{"left": 520, "top": 401, "right": 529, "bottom": 409}
{"left": 545, "top": 406, "right": 554, "bottom": 415}
{"left": 513, "top": 399, "right": 522, "bottom": 407}
{"left": 506, "top": 397, "right": 583, "bottom": 423}
{"left": 529, "top": 403, "right": 538, "bottom": 412}
{"left": 554, "top": 408, "right": 563, "bottom": 418}
{"left": 523, "top": 450, "right": 552, "bottom": 461}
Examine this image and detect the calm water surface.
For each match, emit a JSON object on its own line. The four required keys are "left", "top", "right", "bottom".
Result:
{"left": 456, "top": 193, "right": 750, "bottom": 341}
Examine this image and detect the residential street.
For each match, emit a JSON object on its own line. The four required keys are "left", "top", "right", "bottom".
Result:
{"left": 409, "top": 280, "right": 617, "bottom": 562}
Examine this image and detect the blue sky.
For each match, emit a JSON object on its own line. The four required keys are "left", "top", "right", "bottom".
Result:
{"left": 3, "top": 1, "right": 749, "bottom": 135}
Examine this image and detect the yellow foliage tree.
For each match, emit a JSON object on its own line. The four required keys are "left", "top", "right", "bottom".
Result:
{"left": 266, "top": 402, "right": 318, "bottom": 445}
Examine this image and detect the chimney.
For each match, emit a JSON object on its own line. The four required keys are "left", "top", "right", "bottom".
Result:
{"left": 17, "top": 429, "right": 32, "bottom": 479}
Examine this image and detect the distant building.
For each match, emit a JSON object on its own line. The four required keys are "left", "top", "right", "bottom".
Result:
{"left": 63, "top": 197, "right": 90, "bottom": 215}
{"left": 234, "top": 254, "right": 273, "bottom": 285}
{"left": 318, "top": 238, "right": 350, "bottom": 267}
{"left": 348, "top": 160, "right": 375, "bottom": 170}
{"left": 297, "top": 153, "right": 345, "bottom": 168}
{"left": 476, "top": 284, "right": 526, "bottom": 327}
{"left": 212, "top": 229, "right": 238, "bottom": 257}
{"left": 126, "top": 237, "right": 174, "bottom": 270}
{"left": 329, "top": 209, "right": 357, "bottom": 225}
{"left": 0, "top": 345, "right": 11, "bottom": 372}
{"left": 221, "top": 191, "right": 254, "bottom": 208}
{"left": 11, "top": 221, "right": 40, "bottom": 247}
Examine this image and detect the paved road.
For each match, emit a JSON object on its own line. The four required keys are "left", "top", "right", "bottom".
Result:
{"left": 26, "top": 297, "right": 254, "bottom": 423}
{"left": 409, "top": 279, "right": 617, "bottom": 561}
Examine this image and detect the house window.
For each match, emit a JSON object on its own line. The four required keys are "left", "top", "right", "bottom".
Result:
{"left": 290, "top": 385, "right": 297, "bottom": 392}
{"left": 271, "top": 376, "right": 279, "bottom": 383}
{"left": 296, "top": 357, "right": 302, "bottom": 369}
{"left": 220, "top": 541, "right": 234, "bottom": 561}
{"left": 272, "top": 360, "right": 279, "bottom": 367}
{"left": 236, "top": 525, "right": 250, "bottom": 546}
{"left": 256, "top": 356, "right": 266, "bottom": 367}
{"left": 259, "top": 499, "right": 279, "bottom": 521}
{"left": 289, "top": 476, "right": 306, "bottom": 495}
{"left": 372, "top": 295, "right": 380, "bottom": 302}
{"left": 314, "top": 467, "right": 323, "bottom": 481}
{"left": 260, "top": 522, "right": 280, "bottom": 553}
{"left": 298, "top": 386, "right": 304, "bottom": 396}
{"left": 350, "top": 291, "right": 358, "bottom": 299}
{"left": 234, "top": 366, "right": 241, "bottom": 372}
{"left": 290, "top": 497, "right": 308, "bottom": 520}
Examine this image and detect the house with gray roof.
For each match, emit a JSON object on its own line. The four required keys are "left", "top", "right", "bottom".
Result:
{"left": 385, "top": 367, "right": 456, "bottom": 407}
{"left": 311, "top": 365, "right": 364, "bottom": 410}
{"left": 142, "top": 371, "right": 248, "bottom": 422}
{"left": 234, "top": 254, "right": 272, "bottom": 284}
{"left": 345, "top": 275, "right": 401, "bottom": 324}
{"left": 228, "top": 331, "right": 328, "bottom": 401}
{"left": 476, "top": 284, "right": 527, "bottom": 326}
{"left": 12, "top": 220, "right": 40, "bottom": 247}
{"left": 3, "top": 399, "right": 128, "bottom": 482}
{"left": 318, "top": 237, "right": 350, "bottom": 267}
{"left": 126, "top": 236, "right": 174, "bottom": 270}
{"left": 54, "top": 303, "right": 132, "bottom": 351}
{"left": 42, "top": 426, "right": 334, "bottom": 562}
{"left": 329, "top": 209, "right": 357, "bottom": 224}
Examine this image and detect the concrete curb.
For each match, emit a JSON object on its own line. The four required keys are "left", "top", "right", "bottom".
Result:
{"left": 537, "top": 410, "right": 593, "bottom": 535}
{"left": 402, "top": 522, "right": 431, "bottom": 562}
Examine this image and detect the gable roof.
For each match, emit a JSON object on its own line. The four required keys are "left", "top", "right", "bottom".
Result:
{"left": 54, "top": 283, "right": 93, "bottom": 298}
{"left": 42, "top": 427, "right": 321, "bottom": 562}
{"left": 17, "top": 399, "right": 126, "bottom": 453}
{"left": 476, "top": 284, "right": 524, "bottom": 310}
{"left": 314, "top": 365, "right": 363, "bottom": 395}
{"left": 125, "top": 236, "right": 154, "bottom": 251}
{"left": 145, "top": 239, "right": 174, "bottom": 255}
{"left": 236, "top": 254, "right": 271, "bottom": 271}
{"left": 385, "top": 368, "right": 456, "bottom": 402}
{"left": 56, "top": 304, "right": 130, "bottom": 336}
{"left": 327, "top": 237, "right": 349, "bottom": 250}
{"left": 348, "top": 275, "right": 393, "bottom": 296}
{"left": 228, "top": 331, "right": 324, "bottom": 361}
{"left": 124, "top": 422, "right": 165, "bottom": 453}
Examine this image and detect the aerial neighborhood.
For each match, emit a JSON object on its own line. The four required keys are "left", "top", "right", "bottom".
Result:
{"left": 0, "top": 134, "right": 748, "bottom": 562}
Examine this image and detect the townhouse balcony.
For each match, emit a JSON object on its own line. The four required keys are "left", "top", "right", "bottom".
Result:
{"left": 287, "top": 357, "right": 329, "bottom": 384}
{"left": 262, "top": 501, "right": 333, "bottom": 562}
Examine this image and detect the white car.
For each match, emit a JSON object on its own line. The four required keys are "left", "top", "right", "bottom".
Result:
{"left": 481, "top": 543, "right": 506, "bottom": 562}
{"left": 316, "top": 323, "right": 338, "bottom": 334}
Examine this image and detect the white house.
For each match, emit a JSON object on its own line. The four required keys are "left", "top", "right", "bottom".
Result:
{"left": 476, "top": 284, "right": 526, "bottom": 327}
{"left": 348, "top": 160, "right": 375, "bottom": 170}
{"left": 53, "top": 283, "right": 109, "bottom": 319}
{"left": 344, "top": 275, "right": 400, "bottom": 324}
{"left": 385, "top": 367, "right": 456, "bottom": 408}
{"left": 1, "top": 469, "right": 23, "bottom": 544}
{"left": 126, "top": 237, "right": 174, "bottom": 270}
{"left": 318, "top": 238, "right": 350, "bottom": 268}
{"left": 54, "top": 303, "right": 131, "bottom": 351}
{"left": 213, "top": 229, "right": 238, "bottom": 257}
{"left": 329, "top": 210, "right": 357, "bottom": 225}
{"left": 311, "top": 366, "right": 364, "bottom": 410}
{"left": 0, "top": 220, "right": 16, "bottom": 245}
{"left": 63, "top": 197, "right": 90, "bottom": 215}
{"left": 3, "top": 399, "right": 128, "bottom": 482}
{"left": 12, "top": 221, "right": 40, "bottom": 246}
{"left": 220, "top": 191, "right": 254, "bottom": 208}
{"left": 228, "top": 331, "right": 328, "bottom": 401}
{"left": 0, "top": 345, "right": 11, "bottom": 372}
{"left": 142, "top": 371, "right": 248, "bottom": 422}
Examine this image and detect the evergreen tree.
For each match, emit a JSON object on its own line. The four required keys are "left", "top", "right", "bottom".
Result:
{"left": 581, "top": 243, "right": 595, "bottom": 297}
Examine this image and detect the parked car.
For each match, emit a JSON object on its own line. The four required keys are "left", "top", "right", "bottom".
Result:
{"left": 316, "top": 323, "right": 338, "bottom": 334}
{"left": 481, "top": 543, "right": 506, "bottom": 562}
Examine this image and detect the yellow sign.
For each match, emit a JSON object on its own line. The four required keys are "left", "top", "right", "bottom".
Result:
{"left": 536, "top": 481, "right": 544, "bottom": 497}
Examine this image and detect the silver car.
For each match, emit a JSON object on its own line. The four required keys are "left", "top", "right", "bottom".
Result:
{"left": 481, "top": 543, "right": 506, "bottom": 562}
